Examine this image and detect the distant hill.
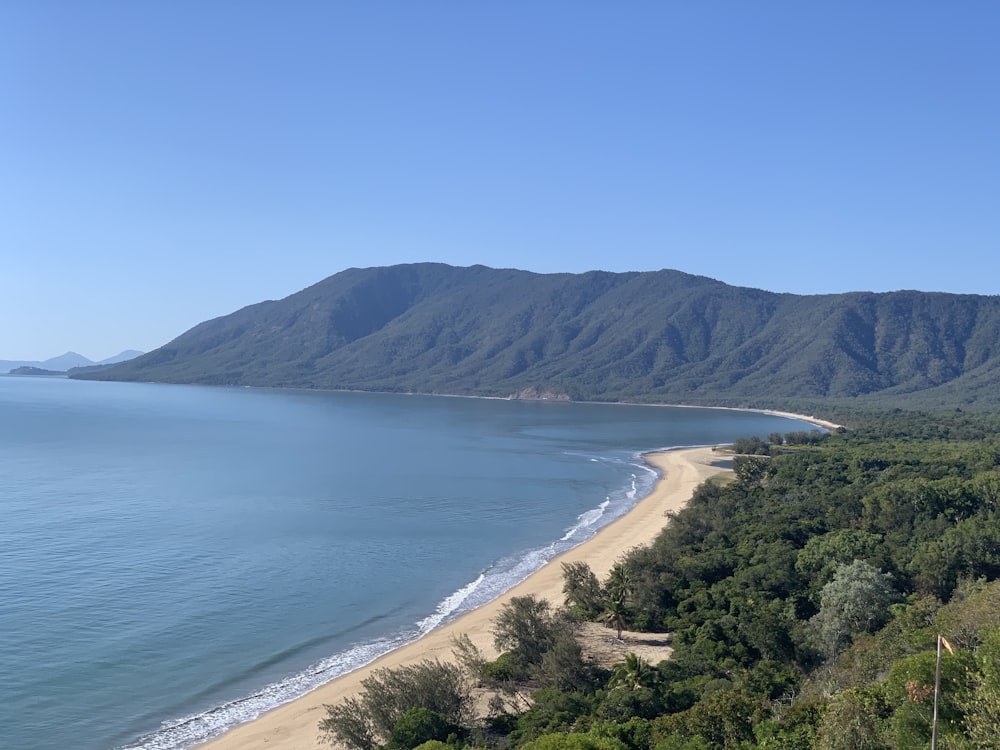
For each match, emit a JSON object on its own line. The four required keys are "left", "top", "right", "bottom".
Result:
{"left": 67, "top": 363, "right": 127, "bottom": 377}
{"left": 97, "top": 350, "right": 145, "bottom": 365}
{"left": 41, "top": 352, "right": 93, "bottom": 371}
{"left": 76, "top": 264, "right": 1000, "bottom": 410}
{"left": 1, "top": 350, "right": 143, "bottom": 375}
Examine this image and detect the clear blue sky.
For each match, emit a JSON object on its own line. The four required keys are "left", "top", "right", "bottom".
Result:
{"left": 3, "top": 2, "right": 998, "bottom": 361}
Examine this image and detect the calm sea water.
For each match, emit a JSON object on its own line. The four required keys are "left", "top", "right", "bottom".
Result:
{"left": 0, "top": 377, "right": 813, "bottom": 750}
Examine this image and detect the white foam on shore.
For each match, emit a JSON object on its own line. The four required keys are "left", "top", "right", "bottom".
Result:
{"left": 117, "top": 449, "right": 669, "bottom": 750}
{"left": 561, "top": 498, "right": 611, "bottom": 542}
{"left": 118, "top": 631, "right": 414, "bottom": 750}
{"left": 416, "top": 573, "right": 487, "bottom": 633}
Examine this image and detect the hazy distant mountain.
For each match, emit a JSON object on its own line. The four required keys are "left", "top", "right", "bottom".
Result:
{"left": 42, "top": 352, "right": 93, "bottom": 370}
{"left": 77, "top": 263, "right": 1000, "bottom": 410}
{"left": 1, "top": 350, "right": 143, "bottom": 375}
{"left": 0, "top": 359, "right": 33, "bottom": 373}
{"left": 97, "top": 350, "right": 145, "bottom": 365}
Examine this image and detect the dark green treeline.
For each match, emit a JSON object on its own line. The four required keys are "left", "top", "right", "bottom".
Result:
{"left": 322, "top": 409, "right": 1000, "bottom": 750}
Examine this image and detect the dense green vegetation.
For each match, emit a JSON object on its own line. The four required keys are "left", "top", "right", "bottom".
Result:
{"left": 77, "top": 264, "right": 1000, "bottom": 410}
{"left": 321, "top": 410, "right": 1000, "bottom": 750}
{"left": 74, "top": 263, "right": 1000, "bottom": 743}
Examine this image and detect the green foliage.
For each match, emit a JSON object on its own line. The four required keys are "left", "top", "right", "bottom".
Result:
{"left": 599, "top": 598, "right": 629, "bottom": 641}
{"left": 586, "top": 717, "right": 653, "bottom": 750}
{"left": 481, "top": 650, "right": 522, "bottom": 683}
{"left": 748, "top": 694, "right": 825, "bottom": 749}
{"left": 908, "top": 514, "right": 1000, "bottom": 598}
{"left": 586, "top": 415, "right": 1000, "bottom": 748}
{"left": 319, "top": 659, "right": 472, "bottom": 750}
{"left": 78, "top": 263, "right": 1000, "bottom": 410}
{"left": 651, "top": 689, "right": 764, "bottom": 749}
{"left": 605, "top": 563, "right": 635, "bottom": 607}
{"left": 330, "top": 412, "right": 1000, "bottom": 750}
{"left": 608, "top": 653, "right": 660, "bottom": 692}
{"left": 737, "top": 659, "right": 800, "bottom": 701}
{"left": 520, "top": 732, "right": 628, "bottom": 750}
{"left": 596, "top": 686, "right": 664, "bottom": 722}
{"left": 488, "top": 595, "right": 599, "bottom": 693}
{"left": 882, "top": 648, "right": 975, "bottom": 748}
{"left": 651, "top": 736, "right": 711, "bottom": 750}
{"left": 822, "top": 596, "right": 938, "bottom": 690}
{"left": 814, "top": 687, "right": 891, "bottom": 750}
{"left": 319, "top": 695, "right": 377, "bottom": 750}
{"left": 536, "top": 630, "right": 598, "bottom": 693}
{"left": 795, "top": 529, "right": 885, "bottom": 597}
{"left": 732, "top": 454, "right": 774, "bottom": 487}
{"left": 493, "top": 595, "right": 559, "bottom": 676}
{"left": 961, "top": 626, "right": 1000, "bottom": 747}
{"left": 562, "top": 561, "right": 605, "bottom": 620}
{"left": 809, "top": 560, "right": 899, "bottom": 658}
{"left": 388, "top": 707, "right": 459, "bottom": 750}
{"left": 784, "top": 429, "right": 827, "bottom": 446}
{"left": 732, "top": 436, "right": 771, "bottom": 456}
{"left": 934, "top": 578, "right": 1000, "bottom": 649}
{"left": 506, "top": 688, "right": 597, "bottom": 745}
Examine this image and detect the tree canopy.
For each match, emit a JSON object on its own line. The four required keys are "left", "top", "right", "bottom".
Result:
{"left": 320, "top": 410, "right": 1000, "bottom": 750}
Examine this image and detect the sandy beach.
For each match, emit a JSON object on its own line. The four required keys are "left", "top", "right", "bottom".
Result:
{"left": 195, "top": 445, "right": 729, "bottom": 750}
{"left": 758, "top": 410, "right": 841, "bottom": 432}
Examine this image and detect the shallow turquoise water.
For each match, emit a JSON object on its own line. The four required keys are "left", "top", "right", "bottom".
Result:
{"left": 0, "top": 377, "right": 812, "bottom": 750}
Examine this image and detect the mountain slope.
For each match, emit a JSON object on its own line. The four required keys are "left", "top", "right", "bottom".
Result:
{"left": 79, "top": 264, "right": 1000, "bottom": 409}
{"left": 98, "top": 350, "right": 145, "bottom": 365}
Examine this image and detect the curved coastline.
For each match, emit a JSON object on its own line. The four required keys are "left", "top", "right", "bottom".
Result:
{"left": 190, "top": 410, "right": 832, "bottom": 750}
{"left": 191, "top": 444, "right": 730, "bottom": 750}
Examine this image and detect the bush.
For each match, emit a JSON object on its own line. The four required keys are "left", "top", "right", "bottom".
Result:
{"left": 814, "top": 687, "right": 890, "bottom": 750}
{"left": 493, "top": 595, "right": 559, "bottom": 674}
{"left": 520, "top": 732, "right": 628, "bottom": 750}
{"left": 809, "top": 560, "right": 898, "bottom": 658}
{"left": 319, "top": 659, "right": 473, "bottom": 750}
{"left": 481, "top": 651, "right": 521, "bottom": 682}
{"left": 651, "top": 688, "right": 763, "bottom": 749}
{"left": 389, "top": 707, "right": 459, "bottom": 750}
{"left": 563, "top": 561, "right": 605, "bottom": 620}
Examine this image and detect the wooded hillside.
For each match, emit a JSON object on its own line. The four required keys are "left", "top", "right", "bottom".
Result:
{"left": 78, "top": 264, "right": 1000, "bottom": 410}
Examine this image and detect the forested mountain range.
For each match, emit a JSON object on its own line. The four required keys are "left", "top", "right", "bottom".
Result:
{"left": 78, "top": 264, "right": 1000, "bottom": 410}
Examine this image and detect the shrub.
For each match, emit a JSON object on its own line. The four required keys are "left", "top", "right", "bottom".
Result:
{"left": 319, "top": 659, "right": 472, "bottom": 750}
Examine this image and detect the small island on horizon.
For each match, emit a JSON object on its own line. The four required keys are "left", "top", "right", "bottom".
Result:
{"left": 8, "top": 366, "right": 67, "bottom": 377}
{"left": 0, "top": 350, "right": 143, "bottom": 377}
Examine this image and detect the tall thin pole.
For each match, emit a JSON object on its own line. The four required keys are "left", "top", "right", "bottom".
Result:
{"left": 931, "top": 634, "right": 942, "bottom": 750}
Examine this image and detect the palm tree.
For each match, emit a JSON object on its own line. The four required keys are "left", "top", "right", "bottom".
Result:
{"left": 600, "top": 597, "right": 628, "bottom": 640}
{"left": 609, "top": 652, "right": 659, "bottom": 691}
{"left": 606, "top": 562, "right": 634, "bottom": 607}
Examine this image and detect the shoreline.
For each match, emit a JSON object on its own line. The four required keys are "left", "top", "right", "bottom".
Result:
{"left": 194, "top": 445, "right": 731, "bottom": 750}
{"left": 397, "top": 391, "right": 843, "bottom": 432}
{"left": 79, "top": 376, "right": 844, "bottom": 433}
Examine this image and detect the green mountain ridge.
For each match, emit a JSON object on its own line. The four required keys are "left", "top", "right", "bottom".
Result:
{"left": 78, "top": 264, "right": 1000, "bottom": 410}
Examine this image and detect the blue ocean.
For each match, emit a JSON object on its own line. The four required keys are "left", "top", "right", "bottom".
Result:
{"left": 0, "top": 377, "right": 813, "bottom": 750}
